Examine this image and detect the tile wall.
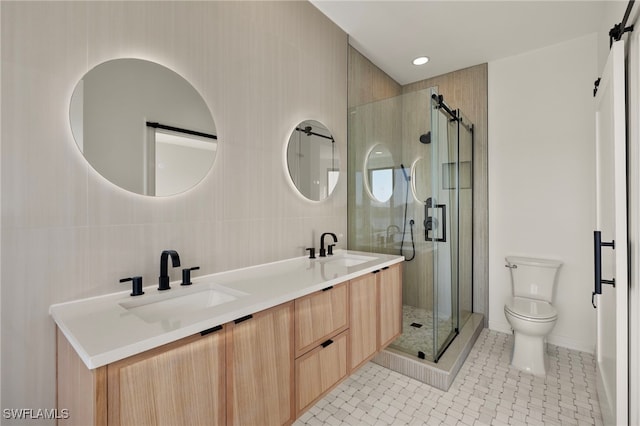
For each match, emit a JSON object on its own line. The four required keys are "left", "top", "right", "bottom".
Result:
{"left": 0, "top": 1, "right": 347, "bottom": 417}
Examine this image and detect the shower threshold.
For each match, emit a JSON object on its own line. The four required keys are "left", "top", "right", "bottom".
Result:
{"left": 373, "top": 312, "right": 484, "bottom": 391}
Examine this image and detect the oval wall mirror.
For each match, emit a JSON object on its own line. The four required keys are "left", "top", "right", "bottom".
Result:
{"left": 365, "top": 144, "right": 395, "bottom": 202}
{"left": 286, "top": 120, "right": 340, "bottom": 201}
{"left": 411, "top": 157, "right": 431, "bottom": 204}
{"left": 69, "top": 58, "right": 217, "bottom": 196}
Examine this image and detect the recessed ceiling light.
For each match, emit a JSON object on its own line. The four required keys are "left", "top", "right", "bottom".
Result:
{"left": 412, "top": 56, "right": 429, "bottom": 66}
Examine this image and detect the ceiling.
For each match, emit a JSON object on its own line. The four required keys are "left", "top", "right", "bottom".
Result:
{"left": 310, "top": 1, "right": 608, "bottom": 85}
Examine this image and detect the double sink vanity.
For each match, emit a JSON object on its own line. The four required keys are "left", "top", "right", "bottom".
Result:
{"left": 51, "top": 250, "right": 404, "bottom": 425}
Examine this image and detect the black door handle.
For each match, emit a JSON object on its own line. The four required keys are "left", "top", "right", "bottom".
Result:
{"left": 593, "top": 230, "right": 615, "bottom": 308}
{"left": 425, "top": 198, "right": 447, "bottom": 243}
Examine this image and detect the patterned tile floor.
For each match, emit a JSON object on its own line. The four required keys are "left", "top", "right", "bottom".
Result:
{"left": 294, "top": 329, "right": 602, "bottom": 426}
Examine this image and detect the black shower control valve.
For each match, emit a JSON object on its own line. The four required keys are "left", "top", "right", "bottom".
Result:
{"left": 120, "top": 276, "right": 144, "bottom": 296}
{"left": 306, "top": 247, "right": 316, "bottom": 259}
{"left": 181, "top": 266, "right": 200, "bottom": 286}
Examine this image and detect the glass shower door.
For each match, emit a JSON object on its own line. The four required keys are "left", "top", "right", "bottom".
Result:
{"left": 430, "top": 89, "right": 459, "bottom": 362}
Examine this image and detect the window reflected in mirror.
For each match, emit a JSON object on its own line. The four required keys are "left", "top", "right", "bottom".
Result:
{"left": 365, "top": 144, "right": 395, "bottom": 202}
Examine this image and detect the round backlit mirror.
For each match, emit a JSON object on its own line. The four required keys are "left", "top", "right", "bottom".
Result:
{"left": 69, "top": 58, "right": 217, "bottom": 196}
{"left": 365, "top": 144, "right": 395, "bottom": 202}
{"left": 286, "top": 120, "right": 340, "bottom": 201}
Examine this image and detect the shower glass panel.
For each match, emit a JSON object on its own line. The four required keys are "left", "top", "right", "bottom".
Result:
{"left": 348, "top": 87, "right": 473, "bottom": 363}
{"left": 431, "top": 92, "right": 458, "bottom": 361}
{"left": 458, "top": 112, "right": 474, "bottom": 329}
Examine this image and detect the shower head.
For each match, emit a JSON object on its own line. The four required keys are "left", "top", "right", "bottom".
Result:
{"left": 419, "top": 132, "right": 431, "bottom": 144}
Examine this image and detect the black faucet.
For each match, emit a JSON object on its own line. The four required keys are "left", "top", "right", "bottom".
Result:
{"left": 158, "top": 250, "right": 181, "bottom": 291}
{"left": 319, "top": 232, "right": 338, "bottom": 257}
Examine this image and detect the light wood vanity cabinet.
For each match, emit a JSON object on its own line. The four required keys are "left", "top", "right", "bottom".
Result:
{"left": 349, "top": 263, "right": 403, "bottom": 370}
{"left": 378, "top": 264, "right": 403, "bottom": 348}
{"left": 226, "top": 302, "right": 294, "bottom": 426}
{"left": 56, "top": 261, "right": 403, "bottom": 426}
{"left": 349, "top": 272, "right": 378, "bottom": 370}
{"left": 293, "top": 284, "right": 349, "bottom": 415}
{"left": 56, "top": 326, "right": 226, "bottom": 426}
{"left": 294, "top": 282, "right": 348, "bottom": 356}
{"left": 295, "top": 331, "right": 348, "bottom": 414}
{"left": 107, "top": 328, "right": 226, "bottom": 426}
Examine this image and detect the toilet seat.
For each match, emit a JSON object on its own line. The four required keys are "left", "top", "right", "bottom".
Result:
{"left": 505, "top": 297, "right": 557, "bottom": 322}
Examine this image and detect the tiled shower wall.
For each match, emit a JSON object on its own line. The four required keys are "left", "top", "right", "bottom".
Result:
{"left": 1, "top": 1, "right": 347, "bottom": 417}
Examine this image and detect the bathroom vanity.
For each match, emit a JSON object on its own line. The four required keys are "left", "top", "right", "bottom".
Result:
{"left": 51, "top": 251, "right": 403, "bottom": 426}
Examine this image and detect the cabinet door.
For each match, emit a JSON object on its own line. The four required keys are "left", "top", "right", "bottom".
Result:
{"left": 378, "top": 264, "right": 403, "bottom": 348}
{"left": 349, "top": 272, "right": 378, "bottom": 371}
{"left": 295, "top": 331, "right": 348, "bottom": 415}
{"left": 107, "top": 328, "right": 225, "bottom": 426}
{"left": 227, "top": 302, "right": 294, "bottom": 426}
{"left": 294, "top": 282, "right": 348, "bottom": 357}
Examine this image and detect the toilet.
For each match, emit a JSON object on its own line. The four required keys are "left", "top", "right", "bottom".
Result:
{"left": 504, "top": 256, "right": 562, "bottom": 376}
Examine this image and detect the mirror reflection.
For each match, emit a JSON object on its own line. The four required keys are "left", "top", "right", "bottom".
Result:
{"left": 69, "top": 58, "right": 217, "bottom": 196}
{"left": 411, "top": 157, "right": 431, "bottom": 204}
{"left": 365, "top": 144, "right": 395, "bottom": 202}
{"left": 286, "top": 120, "right": 339, "bottom": 201}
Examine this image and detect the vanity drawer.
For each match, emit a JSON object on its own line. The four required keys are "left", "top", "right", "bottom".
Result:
{"left": 294, "top": 282, "right": 348, "bottom": 356}
{"left": 295, "top": 330, "right": 348, "bottom": 415}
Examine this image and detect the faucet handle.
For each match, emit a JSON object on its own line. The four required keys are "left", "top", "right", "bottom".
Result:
{"left": 120, "top": 276, "right": 144, "bottom": 296}
{"left": 306, "top": 248, "right": 316, "bottom": 259}
{"left": 328, "top": 244, "right": 335, "bottom": 256}
{"left": 181, "top": 266, "right": 200, "bottom": 286}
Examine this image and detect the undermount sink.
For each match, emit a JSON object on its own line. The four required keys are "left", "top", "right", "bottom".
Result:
{"left": 322, "top": 253, "right": 377, "bottom": 267}
{"left": 119, "top": 284, "right": 246, "bottom": 323}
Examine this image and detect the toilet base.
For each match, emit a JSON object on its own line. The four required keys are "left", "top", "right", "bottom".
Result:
{"left": 511, "top": 332, "right": 547, "bottom": 376}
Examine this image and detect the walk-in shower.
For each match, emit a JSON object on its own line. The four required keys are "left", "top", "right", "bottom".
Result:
{"left": 348, "top": 87, "right": 474, "bottom": 364}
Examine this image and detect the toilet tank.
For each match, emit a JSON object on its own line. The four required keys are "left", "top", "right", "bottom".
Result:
{"left": 506, "top": 256, "right": 563, "bottom": 303}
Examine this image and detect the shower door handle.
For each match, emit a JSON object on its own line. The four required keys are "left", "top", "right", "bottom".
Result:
{"left": 592, "top": 230, "right": 615, "bottom": 308}
{"left": 434, "top": 204, "right": 447, "bottom": 242}
{"left": 424, "top": 199, "right": 447, "bottom": 242}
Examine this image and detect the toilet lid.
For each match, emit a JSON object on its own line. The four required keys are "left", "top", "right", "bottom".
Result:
{"left": 505, "top": 297, "right": 557, "bottom": 321}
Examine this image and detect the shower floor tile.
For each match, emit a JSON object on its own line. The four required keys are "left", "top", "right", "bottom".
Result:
{"left": 389, "top": 305, "right": 456, "bottom": 361}
{"left": 293, "top": 329, "right": 603, "bottom": 426}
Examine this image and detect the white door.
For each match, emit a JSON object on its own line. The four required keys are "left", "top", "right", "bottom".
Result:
{"left": 594, "top": 39, "right": 628, "bottom": 426}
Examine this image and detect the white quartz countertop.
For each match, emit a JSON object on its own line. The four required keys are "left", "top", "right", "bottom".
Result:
{"left": 50, "top": 250, "right": 403, "bottom": 369}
